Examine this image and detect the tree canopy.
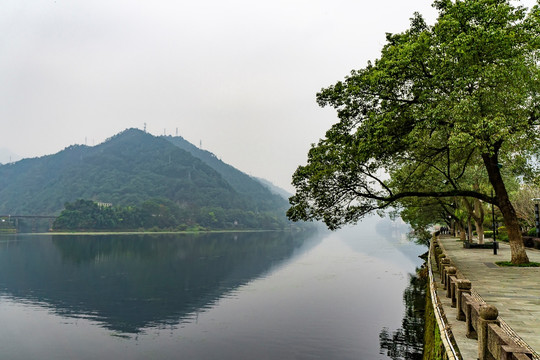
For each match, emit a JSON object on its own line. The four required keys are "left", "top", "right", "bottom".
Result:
{"left": 288, "top": 0, "right": 540, "bottom": 264}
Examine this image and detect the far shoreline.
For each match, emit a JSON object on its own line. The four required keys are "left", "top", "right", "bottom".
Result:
{"left": 9, "top": 229, "right": 288, "bottom": 236}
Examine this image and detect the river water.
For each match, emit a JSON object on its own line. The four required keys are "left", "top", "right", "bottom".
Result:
{"left": 0, "top": 216, "right": 425, "bottom": 359}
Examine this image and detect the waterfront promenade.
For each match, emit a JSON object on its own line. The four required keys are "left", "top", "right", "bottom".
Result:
{"left": 433, "top": 236, "right": 540, "bottom": 359}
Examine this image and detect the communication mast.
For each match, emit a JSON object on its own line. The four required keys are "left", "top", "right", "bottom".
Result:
{"left": 144, "top": 123, "right": 147, "bottom": 132}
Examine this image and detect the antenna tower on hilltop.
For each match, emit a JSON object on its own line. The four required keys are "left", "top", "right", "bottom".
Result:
{"left": 144, "top": 123, "right": 147, "bottom": 132}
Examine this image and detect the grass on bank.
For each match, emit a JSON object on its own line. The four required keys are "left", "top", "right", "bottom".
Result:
{"left": 495, "top": 261, "right": 540, "bottom": 267}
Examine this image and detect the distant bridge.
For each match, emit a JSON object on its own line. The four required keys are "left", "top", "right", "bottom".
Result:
{"left": 0, "top": 215, "right": 56, "bottom": 219}
{"left": 0, "top": 215, "right": 57, "bottom": 233}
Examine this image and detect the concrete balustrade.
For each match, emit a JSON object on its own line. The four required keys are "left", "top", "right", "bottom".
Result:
{"left": 455, "top": 279, "right": 471, "bottom": 321}
{"left": 444, "top": 266, "right": 457, "bottom": 295}
{"left": 437, "top": 252, "right": 446, "bottom": 267}
{"left": 487, "top": 324, "right": 533, "bottom": 360}
{"left": 462, "top": 292, "right": 481, "bottom": 340}
{"left": 440, "top": 258, "right": 451, "bottom": 284}
{"left": 447, "top": 273, "right": 459, "bottom": 308}
{"left": 478, "top": 304, "right": 500, "bottom": 360}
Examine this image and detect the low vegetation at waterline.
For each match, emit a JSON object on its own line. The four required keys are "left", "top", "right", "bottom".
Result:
{"left": 53, "top": 199, "right": 290, "bottom": 232}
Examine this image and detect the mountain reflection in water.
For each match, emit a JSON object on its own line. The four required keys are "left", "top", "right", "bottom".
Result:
{"left": 0, "top": 217, "right": 427, "bottom": 360}
{"left": 0, "top": 231, "right": 318, "bottom": 334}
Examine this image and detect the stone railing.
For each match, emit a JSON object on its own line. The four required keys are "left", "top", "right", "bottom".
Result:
{"left": 431, "top": 237, "right": 534, "bottom": 360}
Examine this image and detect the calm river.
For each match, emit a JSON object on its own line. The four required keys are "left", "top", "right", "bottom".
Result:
{"left": 0, "top": 216, "right": 425, "bottom": 359}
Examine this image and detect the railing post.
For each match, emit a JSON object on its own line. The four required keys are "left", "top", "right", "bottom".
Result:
{"left": 445, "top": 266, "right": 456, "bottom": 296}
{"left": 440, "top": 258, "right": 450, "bottom": 284}
{"left": 465, "top": 297, "right": 478, "bottom": 339}
{"left": 478, "top": 304, "right": 499, "bottom": 360}
{"left": 437, "top": 253, "right": 445, "bottom": 269}
{"left": 444, "top": 266, "right": 457, "bottom": 298}
{"left": 456, "top": 280, "right": 472, "bottom": 321}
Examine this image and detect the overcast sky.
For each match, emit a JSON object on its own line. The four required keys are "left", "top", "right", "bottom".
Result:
{"left": 1, "top": 0, "right": 536, "bottom": 191}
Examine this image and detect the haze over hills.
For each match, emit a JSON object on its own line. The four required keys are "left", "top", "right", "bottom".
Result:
{"left": 165, "top": 135, "right": 289, "bottom": 205}
{"left": 0, "top": 148, "right": 21, "bottom": 165}
{"left": 0, "top": 129, "right": 291, "bottom": 230}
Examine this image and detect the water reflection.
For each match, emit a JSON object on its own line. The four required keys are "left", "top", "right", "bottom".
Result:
{"left": 379, "top": 267, "right": 427, "bottom": 360}
{"left": 0, "top": 231, "right": 318, "bottom": 334}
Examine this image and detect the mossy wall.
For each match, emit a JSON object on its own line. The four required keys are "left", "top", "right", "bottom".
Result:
{"left": 422, "top": 282, "right": 446, "bottom": 360}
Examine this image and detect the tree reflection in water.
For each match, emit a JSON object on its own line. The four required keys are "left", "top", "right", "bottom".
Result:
{"left": 379, "top": 267, "right": 427, "bottom": 360}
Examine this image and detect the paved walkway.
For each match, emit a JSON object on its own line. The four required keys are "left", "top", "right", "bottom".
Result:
{"left": 435, "top": 236, "right": 540, "bottom": 359}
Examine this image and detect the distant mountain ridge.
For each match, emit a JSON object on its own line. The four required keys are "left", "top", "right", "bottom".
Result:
{"left": 0, "top": 129, "right": 290, "bottom": 230}
{"left": 165, "top": 135, "right": 289, "bottom": 204}
{"left": 254, "top": 177, "right": 291, "bottom": 200}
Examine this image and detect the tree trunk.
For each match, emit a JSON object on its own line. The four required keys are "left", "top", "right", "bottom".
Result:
{"left": 457, "top": 222, "right": 467, "bottom": 241}
{"left": 475, "top": 198, "right": 485, "bottom": 244}
{"left": 467, "top": 215, "right": 473, "bottom": 241}
{"left": 476, "top": 219, "right": 485, "bottom": 244}
{"left": 482, "top": 150, "right": 529, "bottom": 264}
{"left": 463, "top": 197, "right": 485, "bottom": 244}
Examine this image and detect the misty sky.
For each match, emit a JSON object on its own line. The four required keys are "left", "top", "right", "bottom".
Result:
{"left": 1, "top": 0, "right": 536, "bottom": 191}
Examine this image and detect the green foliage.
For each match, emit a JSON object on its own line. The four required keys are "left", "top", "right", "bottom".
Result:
{"left": 53, "top": 198, "right": 290, "bottom": 231}
{"left": 288, "top": 0, "right": 540, "bottom": 231}
{"left": 527, "top": 228, "right": 538, "bottom": 237}
{"left": 498, "top": 226, "right": 509, "bottom": 242}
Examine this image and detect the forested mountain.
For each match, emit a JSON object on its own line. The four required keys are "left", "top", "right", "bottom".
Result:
{"left": 254, "top": 177, "right": 291, "bottom": 200}
{"left": 165, "top": 135, "right": 288, "bottom": 205}
{"left": 0, "top": 129, "right": 291, "bottom": 230}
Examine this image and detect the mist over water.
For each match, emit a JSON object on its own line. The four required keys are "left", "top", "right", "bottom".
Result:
{"left": 0, "top": 216, "right": 425, "bottom": 359}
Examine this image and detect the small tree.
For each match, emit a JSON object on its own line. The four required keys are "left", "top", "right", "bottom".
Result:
{"left": 511, "top": 184, "right": 540, "bottom": 230}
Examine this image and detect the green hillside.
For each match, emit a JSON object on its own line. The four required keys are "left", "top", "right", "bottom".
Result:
{"left": 0, "top": 129, "right": 290, "bottom": 230}
{"left": 165, "top": 135, "right": 288, "bottom": 209}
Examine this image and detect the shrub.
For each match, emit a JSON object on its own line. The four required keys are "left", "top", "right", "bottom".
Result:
{"left": 527, "top": 228, "right": 539, "bottom": 237}
{"left": 496, "top": 261, "right": 540, "bottom": 267}
{"left": 497, "top": 226, "right": 509, "bottom": 242}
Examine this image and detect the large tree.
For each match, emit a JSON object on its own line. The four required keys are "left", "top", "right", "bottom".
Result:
{"left": 288, "top": 0, "right": 540, "bottom": 264}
